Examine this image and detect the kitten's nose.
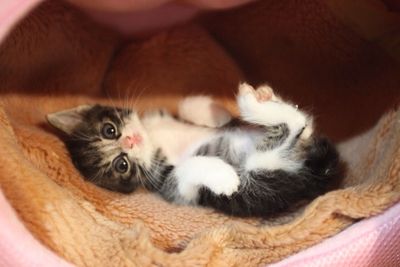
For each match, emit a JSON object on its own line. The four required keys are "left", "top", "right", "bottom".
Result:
{"left": 121, "top": 134, "right": 143, "bottom": 149}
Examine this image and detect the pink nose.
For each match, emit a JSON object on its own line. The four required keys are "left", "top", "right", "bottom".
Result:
{"left": 122, "top": 134, "right": 143, "bottom": 149}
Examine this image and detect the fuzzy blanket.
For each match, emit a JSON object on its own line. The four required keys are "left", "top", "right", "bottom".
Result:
{"left": 0, "top": 0, "right": 400, "bottom": 266}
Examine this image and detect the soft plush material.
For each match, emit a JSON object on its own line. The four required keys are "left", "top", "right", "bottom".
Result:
{"left": 0, "top": 0, "right": 399, "bottom": 266}
{"left": 269, "top": 200, "right": 400, "bottom": 267}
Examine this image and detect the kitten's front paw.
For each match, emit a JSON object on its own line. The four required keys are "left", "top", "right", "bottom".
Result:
{"left": 209, "top": 178, "right": 240, "bottom": 196}
{"left": 203, "top": 166, "right": 240, "bottom": 196}
{"left": 175, "top": 157, "right": 240, "bottom": 203}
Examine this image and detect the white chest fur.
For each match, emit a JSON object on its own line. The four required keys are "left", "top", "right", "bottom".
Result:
{"left": 142, "top": 115, "right": 216, "bottom": 164}
{"left": 143, "top": 113, "right": 266, "bottom": 167}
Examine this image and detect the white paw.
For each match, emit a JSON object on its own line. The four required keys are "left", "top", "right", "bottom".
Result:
{"left": 238, "top": 82, "right": 277, "bottom": 101}
{"left": 175, "top": 157, "right": 240, "bottom": 202}
{"left": 237, "top": 83, "right": 279, "bottom": 111}
{"left": 237, "top": 83, "right": 259, "bottom": 116}
{"left": 202, "top": 166, "right": 240, "bottom": 196}
{"left": 238, "top": 82, "right": 256, "bottom": 96}
{"left": 257, "top": 84, "right": 282, "bottom": 102}
{"left": 178, "top": 96, "right": 232, "bottom": 128}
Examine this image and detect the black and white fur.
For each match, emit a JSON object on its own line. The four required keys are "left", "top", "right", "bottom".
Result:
{"left": 47, "top": 83, "right": 341, "bottom": 217}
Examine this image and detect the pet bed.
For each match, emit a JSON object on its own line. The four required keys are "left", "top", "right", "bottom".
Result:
{"left": 0, "top": 0, "right": 399, "bottom": 266}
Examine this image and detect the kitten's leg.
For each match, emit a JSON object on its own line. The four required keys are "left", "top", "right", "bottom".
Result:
{"left": 142, "top": 108, "right": 173, "bottom": 120}
{"left": 162, "top": 156, "right": 240, "bottom": 204}
{"left": 178, "top": 96, "right": 232, "bottom": 128}
{"left": 141, "top": 108, "right": 176, "bottom": 127}
{"left": 237, "top": 83, "right": 313, "bottom": 142}
{"left": 238, "top": 83, "right": 313, "bottom": 172}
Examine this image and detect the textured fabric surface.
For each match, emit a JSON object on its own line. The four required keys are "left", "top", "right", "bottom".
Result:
{"left": 269, "top": 199, "right": 400, "bottom": 267}
{"left": 0, "top": 0, "right": 42, "bottom": 40}
{"left": 0, "top": 189, "right": 73, "bottom": 267}
{"left": 0, "top": 1, "right": 399, "bottom": 267}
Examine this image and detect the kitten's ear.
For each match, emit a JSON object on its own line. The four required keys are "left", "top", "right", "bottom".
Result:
{"left": 46, "top": 105, "right": 93, "bottom": 135}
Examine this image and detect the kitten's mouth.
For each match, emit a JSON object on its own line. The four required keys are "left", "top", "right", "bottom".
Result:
{"left": 121, "top": 134, "right": 143, "bottom": 149}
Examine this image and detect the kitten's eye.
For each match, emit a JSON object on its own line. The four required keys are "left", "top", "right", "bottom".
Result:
{"left": 101, "top": 123, "right": 117, "bottom": 139}
{"left": 113, "top": 155, "right": 129, "bottom": 174}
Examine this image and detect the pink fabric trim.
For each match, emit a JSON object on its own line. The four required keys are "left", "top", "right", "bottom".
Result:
{"left": 0, "top": 0, "right": 43, "bottom": 42}
{"left": 86, "top": 2, "right": 201, "bottom": 36}
{"left": 0, "top": 189, "right": 73, "bottom": 267}
{"left": 0, "top": 1, "right": 73, "bottom": 266}
{"left": 269, "top": 201, "right": 400, "bottom": 267}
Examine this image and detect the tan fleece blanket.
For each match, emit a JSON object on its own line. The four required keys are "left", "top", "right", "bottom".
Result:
{"left": 0, "top": 1, "right": 400, "bottom": 266}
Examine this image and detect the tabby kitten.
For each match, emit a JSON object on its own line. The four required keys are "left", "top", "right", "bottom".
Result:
{"left": 47, "top": 83, "right": 341, "bottom": 217}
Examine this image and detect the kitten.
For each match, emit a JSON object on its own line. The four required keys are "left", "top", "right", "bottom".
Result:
{"left": 47, "top": 83, "right": 342, "bottom": 217}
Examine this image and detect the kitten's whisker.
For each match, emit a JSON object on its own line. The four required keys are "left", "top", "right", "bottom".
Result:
{"left": 140, "top": 167, "right": 159, "bottom": 190}
{"left": 134, "top": 86, "right": 147, "bottom": 106}
{"left": 71, "top": 130, "right": 92, "bottom": 138}
{"left": 141, "top": 165, "right": 162, "bottom": 190}
{"left": 129, "top": 85, "right": 148, "bottom": 112}
{"left": 70, "top": 135, "right": 93, "bottom": 141}
{"left": 89, "top": 168, "right": 105, "bottom": 183}
{"left": 121, "top": 78, "right": 136, "bottom": 110}
{"left": 123, "top": 89, "right": 133, "bottom": 113}
{"left": 142, "top": 168, "right": 158, "bottom": 188}
{"left": 149, "top": 159, "right": 166, "bottom": 179}
{"left": 69, "top": 132, "right": 95, "bottom": 142}
{"left": 119, "top": 78, "right": 138, "bottom": 111}
{"left": 105, "top": 91, "right": 124, "bottom": 126}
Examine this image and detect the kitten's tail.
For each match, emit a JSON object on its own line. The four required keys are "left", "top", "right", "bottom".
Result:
{"left": 303, "top": 136, "right": 344, "bottom": 195}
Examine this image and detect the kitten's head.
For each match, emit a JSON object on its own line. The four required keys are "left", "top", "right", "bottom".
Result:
{"left": 47, "top": 104, "right": 155, "bottom": 193}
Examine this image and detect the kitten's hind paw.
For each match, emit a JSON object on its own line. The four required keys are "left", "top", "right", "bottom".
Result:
{"left": 256, "top": 85, "right": 282, "bottom": 102}
{"left": 238, "top": 83, "right": 281, "bottom": 104}
{"left": 237, "top": 83, "right": 262, "bottom": 116}
{"left": 178, "top": 96, "right": 232, "bottom": 128}
{"left": 204, "top": 168, "right": 240, "bottom": 196}
{"left": 175, "top": 157, "right": 240, "bottom": 203}
{"left": 238, "top": 82, "right": 256, "bottom": 96}
{"left": 237, "top": 83, "right": 307, "bottom": 131}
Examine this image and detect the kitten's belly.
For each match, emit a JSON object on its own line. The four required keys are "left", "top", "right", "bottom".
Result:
{"left": 144, "top": 118, "right": 216, "bottom": 164}
{"left": 223, "top": 130, "right": 260, "bottom": 155}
